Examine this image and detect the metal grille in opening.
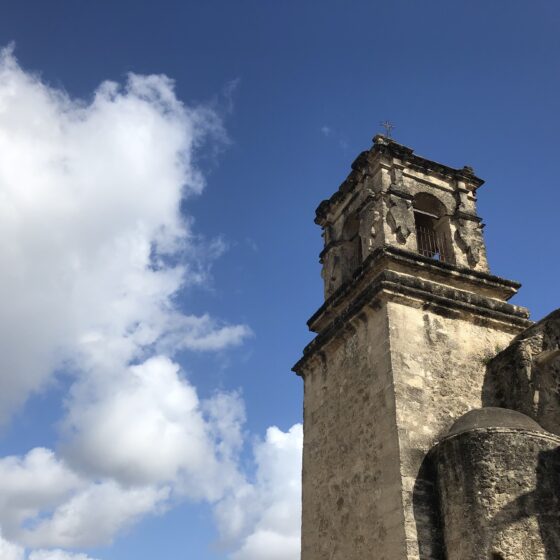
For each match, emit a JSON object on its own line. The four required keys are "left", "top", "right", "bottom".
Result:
{"left": 416, "top": 226, "right": 452, "bottom": 263}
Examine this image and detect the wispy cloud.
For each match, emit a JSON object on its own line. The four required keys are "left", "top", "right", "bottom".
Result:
{"left": 29, "top": 551, "right": 99, "bottom": 560}
{"left": 320, "top": 124, "right": 349, "bottom": 151}
{"left": 222, "top": 78, "right": 241, "bottom": 114}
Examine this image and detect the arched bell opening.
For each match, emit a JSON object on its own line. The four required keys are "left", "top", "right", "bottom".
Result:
{"left": 412, "top": 192, "right": 453, "bottom": 263}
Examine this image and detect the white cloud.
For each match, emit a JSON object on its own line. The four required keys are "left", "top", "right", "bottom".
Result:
{"left": 1, "top": 532, "right": 101, "bottom": 560}
{"left": 0, "top": 449, "right": 84, "bottom": 540}
{"left": 0, "top": 45, "right": 253, "bottom": 554}
{"left": 216, "top": 424, "right": 303, "bottom": 560}
{"left": 0, "top": 46, "right": 301, "bottom": 560}
{"left": 179, "top": 315, "right": 254, "bottom": 351}
{"left": 62, "top": 356, "right": 208, "bottom": 486}
{"left": 0, "top": 532, "right": 24, "bottom": 560}
{"left": 29, "top": 550, "right": 99, "bottom": 560}
{"left": 21, "top": 482, "right": 168, "bottom": 549}
{"left": 61, "top": 357, "right": 244, "bottom": 499}
{"left": 0, "top": 380, "right": 249, "bottom": 550}
{"left": 0, "top": 44, "right": 248, "bottom": 424}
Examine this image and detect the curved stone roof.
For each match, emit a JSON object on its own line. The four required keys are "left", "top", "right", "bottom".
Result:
{"left": 448, "top": 407, "right": 544, "bottom": 436}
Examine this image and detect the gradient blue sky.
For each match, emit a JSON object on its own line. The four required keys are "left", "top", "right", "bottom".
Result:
{"left": 0, "top": 1, "right": 559, "bottom": 559}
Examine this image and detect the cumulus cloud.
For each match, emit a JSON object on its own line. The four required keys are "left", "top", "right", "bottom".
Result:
{"left": 61, "top": 357, "right": 245, "bottom": 499}
{"left": 0, "top": 45, "right": 255, "bottom": 554}
{"left": 0, "top": 533, "right": 24, "bottom": 560}
{"left": 0, "top": 448, "right": 84, "bottom": 540}
{"left": 216, "top": 424, "right": 303, "bottom": 560}
{"left": 0, "top": 46, "right": 302, "bottom": 560}
{"left": 0, "top": 447, "right": 166, "bottom": 550}
{"left": 0, "top": 44, "right": 249, "bottom": 423}
{"left": 21, "top": 482, "right": 169, "bottom": 549}
{"left": 0, "top": 534, "right": 101, "bottom": 560}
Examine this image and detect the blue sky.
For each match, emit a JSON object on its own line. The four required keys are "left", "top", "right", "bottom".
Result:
{"left": 0, "top": 1, "right": 559, "bottom": 559}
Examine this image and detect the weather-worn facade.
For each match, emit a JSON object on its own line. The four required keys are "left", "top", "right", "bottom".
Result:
{"left": 293, "top": 135, "right": 560, "bottom": 559}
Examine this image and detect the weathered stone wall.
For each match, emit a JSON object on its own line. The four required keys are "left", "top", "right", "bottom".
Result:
{"left": 387, "top": 302, "right": 519, "bottom": 559}
{"left": 436, "top": 426, "right": 560, "bottom": 560}
{"left": 300, "top": 302, "right": 408, "bottom": 560}
{"left": 296, "top": 136, "right": 542, "bottom": 560}
{"left": 298, "top": 293, "right": 526, "bottom": 560}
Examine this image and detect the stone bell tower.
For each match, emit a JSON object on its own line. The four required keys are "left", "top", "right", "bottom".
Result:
{"left": 292, "top": 135, "right": 537, "bottom": 559}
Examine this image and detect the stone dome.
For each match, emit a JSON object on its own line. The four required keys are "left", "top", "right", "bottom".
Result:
{"left": 448, "top": 407, "right": 544, "bottom": 436}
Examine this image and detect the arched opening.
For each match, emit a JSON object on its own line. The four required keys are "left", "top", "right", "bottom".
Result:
{"left": 413, "top": 192, "right": 452, "bottom": 263}
{"left": 491, "top": 553, "right": 505, "bottom": 560}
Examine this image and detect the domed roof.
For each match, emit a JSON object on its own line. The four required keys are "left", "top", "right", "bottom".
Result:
{"left": 448, "top": 407, "right": 544, "bottom": 436}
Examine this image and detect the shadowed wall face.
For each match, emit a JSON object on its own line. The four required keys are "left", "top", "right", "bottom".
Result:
{"left": 484, "top": 310, "right": 560, "bottom": 435}
{"left": 436, "top": 421, "right": 560, "bottom": 560}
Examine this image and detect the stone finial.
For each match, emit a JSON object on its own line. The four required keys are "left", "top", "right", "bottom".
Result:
{"left": 373, "top": 133, "right": 389, "bottom": 146}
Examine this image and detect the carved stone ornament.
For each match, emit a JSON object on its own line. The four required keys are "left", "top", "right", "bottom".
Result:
{"left": 387, "top": 196, "right": 414, "bottom": 244}
{"left": 359, "top": 205, "right": 379, "bottom": 253}
{"left": 454, "top": 220, "right": 481, "bottom": 267}
{"left": 391, "top": 167, "right": 404, "bottom": 187}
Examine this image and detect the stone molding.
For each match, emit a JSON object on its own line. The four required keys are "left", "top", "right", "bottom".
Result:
{"left": 308, "top": 244, "right": 526, "bottom": 331}
{"left": 315, "top": 136, "right": 484, "bottom": 224}
{"left": 293, "top": 253, "right": 532, "bottom": 376}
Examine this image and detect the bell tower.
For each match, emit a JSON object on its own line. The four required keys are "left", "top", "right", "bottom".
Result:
{"left": 293, "top": 136, "right": 532, "bottom": 559}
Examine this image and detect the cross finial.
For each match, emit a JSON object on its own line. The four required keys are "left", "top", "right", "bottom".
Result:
{"left": 380, "top": 120, "right": 395, "bottom": 138}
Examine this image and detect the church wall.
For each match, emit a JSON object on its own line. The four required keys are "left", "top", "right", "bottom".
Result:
{"left": 436, "top": 428, "right": 560, "bottom": 560}
{"left": 300, "top": 303, "right": 407, "bottom": 560}
{"left": 386, "top": 301, "right": 519, "bottom": 559}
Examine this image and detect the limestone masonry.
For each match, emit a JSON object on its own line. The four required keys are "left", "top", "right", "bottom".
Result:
{"left": 293, "top": 135, "right": 560, "bottom": 559}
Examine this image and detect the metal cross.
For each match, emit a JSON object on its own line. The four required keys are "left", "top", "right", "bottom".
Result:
{"left": 380, "top": 120, "right": 395, "bottom": 138}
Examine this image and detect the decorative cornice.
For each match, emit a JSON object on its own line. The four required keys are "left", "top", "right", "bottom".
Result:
{"left": 293, "top": 245, "right": 531, "bottom": 376}
{"left": 309, "top": 245, "right": 524, "bottom": 330}
{"left": 387, "top": 186, "right": 414, "bottom": 200}
{"left": 314, "top": 137, "right": 485, "bottom": 224}
{"left": 293, "top": 265, "right": 532, "bottom": 375}
{"left": 372, "top": 135, "right": 484, "bottom": 188}
{"left": 455, "top": 211, "right": 483, "bottom": 223}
